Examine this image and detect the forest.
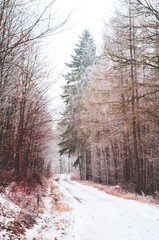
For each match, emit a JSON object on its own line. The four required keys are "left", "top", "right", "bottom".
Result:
{"left": 0, "top": 0, "right": 68, "bottom": 185}
{"left": 0, "top": 1, "right": 159, "bottom": 239}
{"left": 0, "top": 0, "right": 158, "bottom": 196}
{"left": 59, "top": 0, "right": 159, "bottom": 194}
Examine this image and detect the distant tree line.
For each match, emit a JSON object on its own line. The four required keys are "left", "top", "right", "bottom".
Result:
{"left": 0, "top": 0, "right": 67, "bottom": 185}
{"left": 59, "top": 0, "right": 159, "bottom": 194}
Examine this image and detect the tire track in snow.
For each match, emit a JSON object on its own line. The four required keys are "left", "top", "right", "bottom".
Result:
{"left": 57, "top": 174, "right": 159, "bottom": 240}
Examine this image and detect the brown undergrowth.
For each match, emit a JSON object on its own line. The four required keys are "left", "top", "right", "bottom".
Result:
{"left": 0, "top": 174, "right": 71, "bottom": 240}
{"left": 76, "top": 180, "right": 159, "bottom": 206}
{"left": 0, "top": 176, "right": 42, "bottom": 239}
{"left": 51, "top": 184, "right": 72, "bottom": 213}
{"left": 30, "top": 179, "right": 72, "bottom": 240}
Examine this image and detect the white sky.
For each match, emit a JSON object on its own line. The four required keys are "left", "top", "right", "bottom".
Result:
{"left": 45, "top": 0, "right": 117, "bottom": 114}
{"left": 47, "top": 0, "right": 116, "bottom": 70}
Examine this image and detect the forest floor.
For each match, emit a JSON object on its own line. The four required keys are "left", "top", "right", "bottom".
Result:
{"left": 0, "top": 176, "right": 72, "bottom": 240}
{"left": 0, "top": 174, "right": 159, "bottom": 240}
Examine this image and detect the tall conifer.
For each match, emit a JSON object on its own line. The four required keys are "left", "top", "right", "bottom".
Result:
{"left": 58, "top": 30, "right": 96, "bottom": 175}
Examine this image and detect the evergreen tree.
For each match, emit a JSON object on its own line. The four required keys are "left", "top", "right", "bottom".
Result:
{"left": 58, "top": 29, "right": 96, "bottom": 178}
{"left": 63, "top": 29, "right": 96, "bottom": 105}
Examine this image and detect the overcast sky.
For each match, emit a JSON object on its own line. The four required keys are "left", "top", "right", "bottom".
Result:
{"left": 45, "top": 0, "right": 117, "bottom": 114}
{"left": 46, "top": 0, "right": 116, "bottom": 70}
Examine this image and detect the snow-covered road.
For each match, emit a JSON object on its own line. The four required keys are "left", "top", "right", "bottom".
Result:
{"left": 57, "top": 174, "right": 159, "bottom": 240}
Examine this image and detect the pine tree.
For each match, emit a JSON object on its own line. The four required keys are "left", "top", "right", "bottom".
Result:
{"left": 63, "top": 29, "right": 96, "bottom": 105}
{"left": 58, "top": 29, "right": 96, "bottom": 178}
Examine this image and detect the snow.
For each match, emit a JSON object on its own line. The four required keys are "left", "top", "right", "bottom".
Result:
{"left": 57, "top": 174, "right": 159, "bottom": 240}
{"left": 0, "top": 179, "right": 71, "bottom": 240}
{"left": 0, "top": 195, "right": 22, "bottom": 240}
{"left": 1, "top": 175, "right": 159, "bottom": 240}
{"left": 25, "top": 179, "right": 71, "bottom": 240}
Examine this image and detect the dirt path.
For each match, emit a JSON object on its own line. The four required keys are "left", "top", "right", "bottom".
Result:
{"left": 57, "top": 174, "right": 159, "bottom": 240}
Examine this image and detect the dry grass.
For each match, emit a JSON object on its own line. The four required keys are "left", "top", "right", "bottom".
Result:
{"left": 54, "top": 202, "right": 72, "bottom": 213}
{"left": 70, "top": 173, "right": 80, "bottom": 181}
{"left": 0, "top": 176, "right": 72, "bottom": 240}
{"left": 38, "top": 200, "right": 45, "bottom": 214}
{"left": 34, "top": 180, "right": 71, "bottom": 240}
{"left": 6, "top": 182, "right": 38, "bottom": 213}
{"left": 50, "top": 184, "right": 72, "bottom": 213}
{"left": 77, "top": 180, "right": 159, "bottom": 206}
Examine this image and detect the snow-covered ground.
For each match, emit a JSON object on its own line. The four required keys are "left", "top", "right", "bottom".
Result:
{"left": 1, "top": 175, "right": 159, "bottom": 240}
{"left": 57, "top": 174, "right": 159, "bottom": 240}
{"left": 0, "top": 178, "right": 72, "bottom": 240}
{"left": 25, "top": 178, "right": 72, "bottom": 240}
{"left": 0, "top": 194, "right": 22, "bottom": 240}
